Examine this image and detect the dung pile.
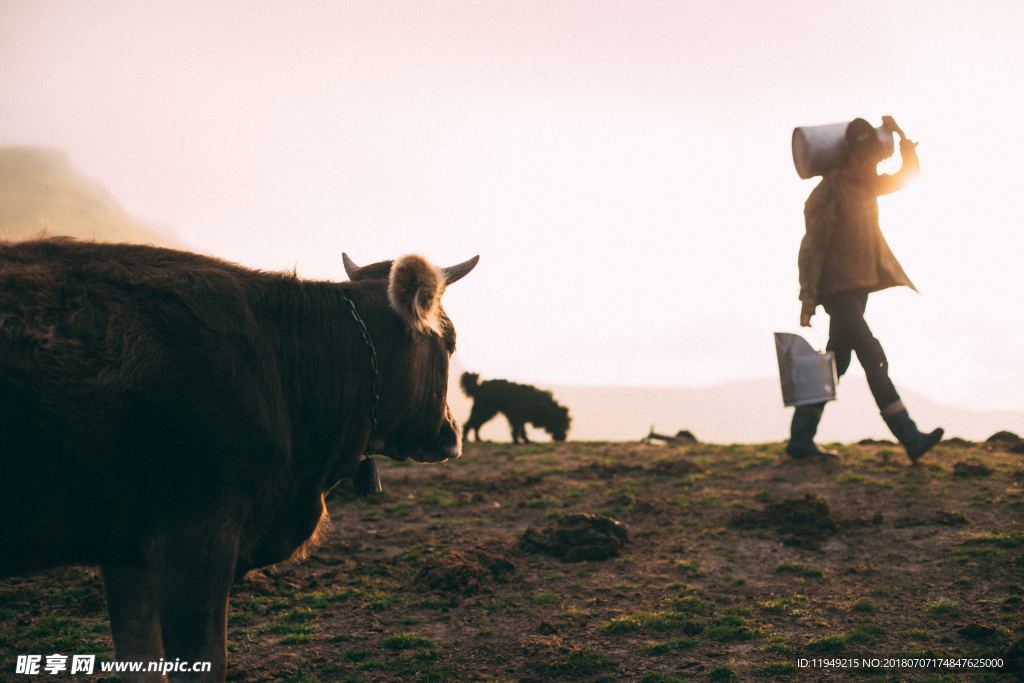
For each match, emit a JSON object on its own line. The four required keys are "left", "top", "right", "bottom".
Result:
{"left": 986, "top": 431, "right": 1024, "bottom": 452}
{"left": 414, "top": 548, "right": 515, "bottom": 596}
{"left": 521, "top": 513, "right": 629, "bottom": 562}
{"left": 953, "top": 460, "right": 995, "bottom": 478}
{"left": 858, "top": 438, "right": 897, "bottom": 446}
{"left": 730, "top": 493, "right": 838, "bottom": 549}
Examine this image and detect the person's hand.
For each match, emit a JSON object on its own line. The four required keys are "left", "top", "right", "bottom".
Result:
{"left": 882, "top": 115, "right": 906, "bottom": 140}
{"left": 800, "top": 308, "right": 812, "bottom": 327}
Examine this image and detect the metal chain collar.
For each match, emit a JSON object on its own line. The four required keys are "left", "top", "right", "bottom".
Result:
{"left": 342, "top": 294, "right": 380, "bottom": 436}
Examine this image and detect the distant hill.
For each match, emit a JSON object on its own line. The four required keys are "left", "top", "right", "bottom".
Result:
{"left": 0, "top": 147, "right": 179, "bottom": 246}
{"left": 448, "top": 365, "right": 1024, "bottom": 444}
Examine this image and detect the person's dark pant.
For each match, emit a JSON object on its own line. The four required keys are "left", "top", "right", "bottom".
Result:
{"left": 821, "top": 291, "right": 900, "bottom": 411}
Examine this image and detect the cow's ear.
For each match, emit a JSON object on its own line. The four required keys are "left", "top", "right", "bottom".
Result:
{"left": 388, "top": 254, "right": 444, "bottom": 335}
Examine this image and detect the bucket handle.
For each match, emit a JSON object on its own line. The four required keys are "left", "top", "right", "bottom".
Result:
{"left": 805, "top": 320, "right": 829, "bottom": 353}
{"left": 783, "top": 321, "right": 828, "bottom": 353}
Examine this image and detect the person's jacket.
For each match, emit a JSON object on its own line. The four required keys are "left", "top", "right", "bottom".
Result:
{"left": 798, "top": 140, "right": 920, "bottom": 313}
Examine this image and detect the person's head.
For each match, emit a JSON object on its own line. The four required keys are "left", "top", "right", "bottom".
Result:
{"left": 843, "top": 118, "right": 886, "bottom": 174}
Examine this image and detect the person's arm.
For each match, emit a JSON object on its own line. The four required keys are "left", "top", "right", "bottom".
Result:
{"left": 876, "top": 117, "right": 920, "bottom": 195}
{"left": 797, "top": 181, "right": 836, "bottom": 324}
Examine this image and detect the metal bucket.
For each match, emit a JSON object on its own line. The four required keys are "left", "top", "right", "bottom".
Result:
{"left": 774, "top": 332, "right": 837, "bottom": 407}
{"left": 792, "top": 121, "right": 894, "bottom": 179}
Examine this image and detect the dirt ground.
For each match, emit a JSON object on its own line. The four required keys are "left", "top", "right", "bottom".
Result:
{"left": 2, "top": 439, "right": 1022, "bottom": 682}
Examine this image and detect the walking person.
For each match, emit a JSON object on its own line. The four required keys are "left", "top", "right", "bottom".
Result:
{"left": 789, "top": 116, "right": 943, "bottom": 463}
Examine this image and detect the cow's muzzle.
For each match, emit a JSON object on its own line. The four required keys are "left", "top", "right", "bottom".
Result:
{"left": 372, "top": 418, "right": 462, "bottom": 463}
{"left": 412, "top": 420, "right": 462, "bottom": 463}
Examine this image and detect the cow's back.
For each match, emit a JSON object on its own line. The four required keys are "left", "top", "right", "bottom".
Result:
{"left": 0, "top": 239, "right": 283, "bottom": 573}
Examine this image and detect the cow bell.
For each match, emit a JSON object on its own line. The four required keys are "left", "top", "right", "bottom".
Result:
{"left": 354, "top": 456, "right": 383, "bottom": 497}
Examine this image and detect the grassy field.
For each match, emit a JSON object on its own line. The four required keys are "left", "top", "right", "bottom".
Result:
{"left": 2, "top": 439, "right": 1022, "bottom": 681}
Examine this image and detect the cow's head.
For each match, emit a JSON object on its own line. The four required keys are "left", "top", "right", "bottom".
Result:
{"left": 343, "top": 252, "right": 477, "bottom": 463}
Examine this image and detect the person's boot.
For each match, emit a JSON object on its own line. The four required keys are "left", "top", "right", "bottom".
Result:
{"left": 786, "top": 404, "right": 838, "bottom": 460}
{"left": 881, "top": 401, "right": 944, "bottom": 464}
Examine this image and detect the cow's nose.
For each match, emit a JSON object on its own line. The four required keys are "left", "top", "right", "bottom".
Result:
{"left": 436, "top": 418, "right": 461, "bottom": 460}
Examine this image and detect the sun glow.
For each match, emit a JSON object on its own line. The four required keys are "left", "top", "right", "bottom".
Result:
{"left": 2, "top": 1, "right": 1023, "bottom": 435}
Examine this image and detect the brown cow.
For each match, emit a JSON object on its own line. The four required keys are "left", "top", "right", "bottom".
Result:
{"left": 0, "top": 238, "right": 477, "bottom": 681}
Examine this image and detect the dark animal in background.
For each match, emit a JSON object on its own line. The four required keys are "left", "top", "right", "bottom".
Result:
{"left": 461, "top": 372, "right": 570, "bottom": 444}
{"left": 0, "top": 238, "right": 477, "bottom": 682}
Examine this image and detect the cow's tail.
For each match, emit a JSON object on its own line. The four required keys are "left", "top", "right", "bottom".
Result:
{"left": 460, "top": 371, "right": 480, "bottom": 397}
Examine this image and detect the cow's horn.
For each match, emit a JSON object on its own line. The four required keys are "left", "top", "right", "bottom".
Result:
{"left": 442, "top": 255, "right": 479, "bottom": 285}
{"left": 342, "top": 252, "right": 360, "bottom": 279}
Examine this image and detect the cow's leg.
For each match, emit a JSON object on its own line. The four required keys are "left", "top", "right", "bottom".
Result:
{"left": 157, "top": 536, "right": 237, "bottom": 682}
{"left": 103, "top": 564, "right": 165, "bottom": 683}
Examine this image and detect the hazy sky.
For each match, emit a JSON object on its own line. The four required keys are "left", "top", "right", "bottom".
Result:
{"left": 2, "top": 0, "right": 1022, "bottom": 411}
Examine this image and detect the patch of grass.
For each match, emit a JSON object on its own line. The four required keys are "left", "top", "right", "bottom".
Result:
{"left": 645, "top": 638, "right": 699, "bottom": 655}
{"left": 775, "top": 562, "right": 823, "bottom": 578}
{"left": 545, "top": 648, "right": 616, "bottom": 676}
{"left": 954, "top": 574, "right": 975, "bottom": 588}
{"left": 705, "top": 613, "right": 759, "bottom": 642}
{"left": 482, "top": 595, "right": 529, "bottom": 615}
{"left": 671, "top": 594, "right": 712, "bottom": 616}
{"left": 414, "top": 597, "right": 454, "bottom": 610}
{"left": 754, "top": 660, "right": 798, "bottom": 677}
{"left": 805, "top": 620, "right": 885, "bottom": 654}
{"left": 301, "top": 589, "right": 362, "bottom": 610}
{"left": 421, "top": 490, "right": 457, "bottom": 508}
{"left": 762, "top": 637, "right": 798, "bottom": 656}
{"left": 380, "top": 633, "right": 435, "bottom": 651}
{"left": 344, "top": 649, "right": 372, "bottom": 662}
{"left": 907, "top": 628, "right": 934, "bottom": 641}
{"left": 284, "top": 608, "right": 316, "bottom": 623}
{"left": 230, "top": 612, "right": 256, "bottom": 625}
{"left": 264, "top": 623, "right": 315, "bottom": 637}
{"left": 388, "top": 501, "right": 415, "bottom": 517}
{"left": 807, "top": 633, "right": 848, "bottom": 653}
{"left": 244, "top": 595, "right": 291, "bottom": 611}
{"left": 836, "top": 473, "right": 893, "bottom": 489}
{"left": 367, "top": 592, "right": 402, "bottom": 611}
{"left": 524, "top": 495, "right": 562, "bottom": 509}
{"left": 674, "top": 560, "right": 704, "bottom": 577}
{"left": 533, "top": 591, "right": 560, "bottom": 605}
{"left": 850, "top": 598, "right": 878, "bottom": 613}
{"left": 848, "top": 618, "right": 886, "bottom": 644}
{"left": 603, "top": 611, "right": 696, "bottom": 634}
{"left": 279, "top": 633, "right": 314, "bottom": 644}
{"left": 758, "top": 595, "right": 804, "bottom": 617}
{"left": 926, "top": 598, "right": 961, "bottom": 618}
{"left": 961, "top": 531, "right": 1024, "bottom": 548}
{"left": 708, "top": 665, "right": 737, "bottom": 681}
{"left": 958, "top": 623, "right": 1010, "bottom": 646}
{"left": 24, "top": 616, "right": 107, "bottom": 651}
